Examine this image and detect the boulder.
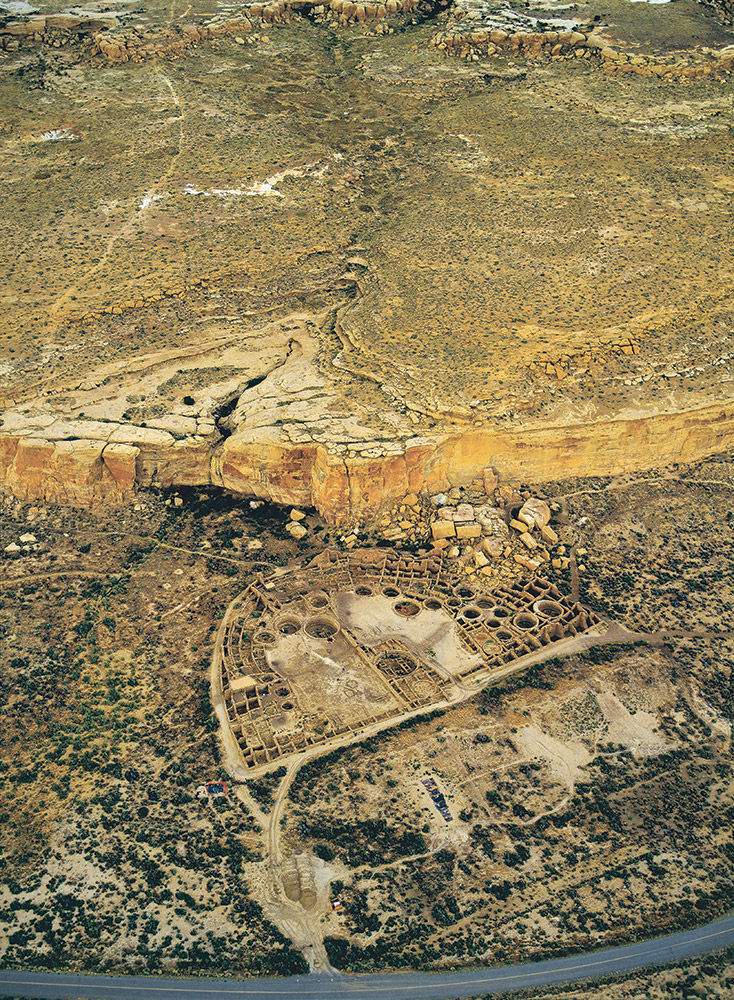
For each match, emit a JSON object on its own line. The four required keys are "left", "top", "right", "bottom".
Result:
{"left": 540, "top": 524, "right": 559, "bottom": 545}
{"left": 4, "top": 18, "right": 46, "bottom": 36}
{"left": 453, "top": 503, "right": 475, "bottom": 522}
{"left": 456, "top": 523, "right": 481, "bottom": 540}
{"left": 519, "top": 498, "right": 551, "bottom": 529}
{"left": 497, "top": 483, "right": 523, "bottom": 506}
{"left": 514, "top": 554, "right": 540, "bottom": 572}
{"left": 286, "top": 521, "right": 308, "bottom": 540}
{"left": 482, "top": 466, "right": 499, "bottom": 493}
{"left": 476, "top": 507, "right": 508, "bottom": 537}
{"left": 481, "top": 537, "right": 504, "bottom": 557}
{"left": 46, "top": 14, "right": 83, "bottom": 30}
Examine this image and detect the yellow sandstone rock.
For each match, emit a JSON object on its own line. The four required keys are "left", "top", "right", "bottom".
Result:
{"left": 456, "top": 523, "right": 481, "bottom": 540}
{"left": 431, "top": 519, "right": 456, "bottom": 540}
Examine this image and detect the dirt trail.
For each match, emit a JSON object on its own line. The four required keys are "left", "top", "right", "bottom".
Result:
{"left": 47, "top": 69, "right": 186, "bottom": 331}
{"left": 250, "top": 764, "right": 336, "bottom": 974}
{"left": 558, "top": 473, "right": 734, "bottom": 504}
{"left": 210, "top": 591, "right": 338, "bottom": 973}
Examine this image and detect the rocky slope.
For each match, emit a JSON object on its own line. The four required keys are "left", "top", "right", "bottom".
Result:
{"left": 2, "top": 0, "right": 733, "bottom": 76}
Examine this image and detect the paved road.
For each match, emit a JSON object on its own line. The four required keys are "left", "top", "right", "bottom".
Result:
{"left": 1, "top": 915, "right": 733, "bottom": 1000}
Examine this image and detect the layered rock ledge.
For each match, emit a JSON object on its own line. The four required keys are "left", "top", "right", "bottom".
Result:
{"left": 2, "top": 315, "right": 733, "bottom": 522}
{"left": 1, "top": 0, "right": 732, "bottom": 80}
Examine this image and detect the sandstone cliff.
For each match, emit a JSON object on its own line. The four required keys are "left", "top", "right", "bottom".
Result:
{"left": 2, "top": 378, "right": 733, "bottom": 523}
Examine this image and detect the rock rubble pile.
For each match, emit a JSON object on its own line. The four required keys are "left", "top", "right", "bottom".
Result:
{"left": 371, "top": 468, "right": 571, "bottom": 579}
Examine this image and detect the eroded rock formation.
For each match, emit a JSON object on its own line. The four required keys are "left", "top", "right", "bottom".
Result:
{"left": 2, "top": 311, "right": 733, "bottom": 521}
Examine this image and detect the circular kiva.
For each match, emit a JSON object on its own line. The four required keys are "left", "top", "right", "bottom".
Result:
{"left": 219, "top": 550, "right": 601, "bottom": 776}
{"left": 461, "top": 606, "right": 482, "bottom": 621}
{"left": 533, "top": 598, "right": 564, "bottom": 619}
{"left": 304, "top": 615, "right": 339, "bottom": 639}
{"left": 276, "top": 616, "right": 301, "bottom": 636}
{"left": 513, "top": 611, "right": 539, "bottom": 630}
{"left": 393, "top": 598, "right": 421, "bottom": 618}
{"left": 254, "top": 628, "right": 276, "bottom": 647}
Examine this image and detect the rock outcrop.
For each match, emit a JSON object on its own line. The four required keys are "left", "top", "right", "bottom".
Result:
{"left": 2, "top": 384, "right": 733, "bottom": 522}
{"left": 4, "top": 0, "right": 730, "bottom": 79}
{"left": 706, "top": 0, "right": 733, "bottom": 21}
{"left": 432, "top": 24, "right": 734, "bottom": 81}
{"left": 0, "top": 0, "right": 424, "bottom": 62}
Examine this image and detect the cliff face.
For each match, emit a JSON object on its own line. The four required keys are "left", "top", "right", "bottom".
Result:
{"left": 2, "top": 399, "right": 732, "bottom": 522}
{"left": 3, "top": 297, "right": 733, "bottom": 522}
{"left": 0, "top": 437, "right": 139, "bottom": 507}
{"left": 215, "top": 400, "right": 734, "bottom": 521}
{"left": 2, "top": 0, "right": 733, "bottom": 526}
